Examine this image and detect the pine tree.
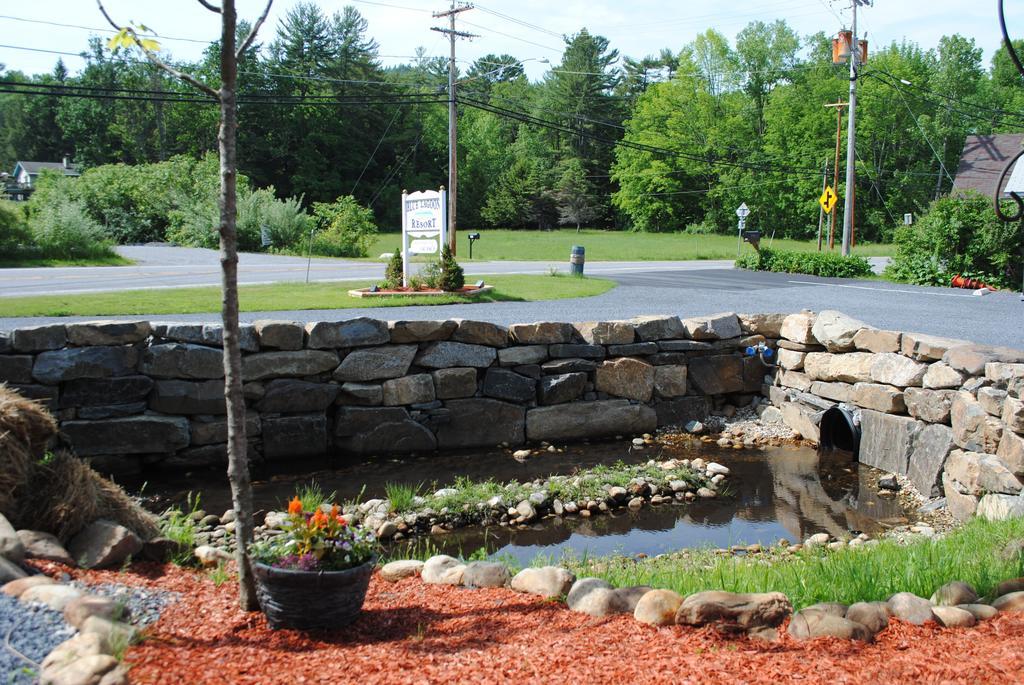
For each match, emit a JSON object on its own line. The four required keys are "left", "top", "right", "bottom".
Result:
{"left": 384, "top": 248, "right": 403, "bottom": 289}
{"left": 438, "top": 243, "right": 464, "bottom": 291}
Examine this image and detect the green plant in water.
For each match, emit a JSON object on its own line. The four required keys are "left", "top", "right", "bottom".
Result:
{"left": 160, "top": 493, "right": 202, "bottom": 566}
{"left": 384, "top": 482, "right": 420, "bottom": 513}
{"left": 293, "top": 481, "right": 336, "bottom": 513}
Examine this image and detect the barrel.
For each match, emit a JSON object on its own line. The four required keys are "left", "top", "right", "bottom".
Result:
{"left": 570, "top": 245, "right": 585, "bottom": 276}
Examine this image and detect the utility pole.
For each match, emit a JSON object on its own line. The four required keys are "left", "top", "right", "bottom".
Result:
{"left": 841, "top": 0, "right": 871, "bottom": 256}
{"left": 824, "top": 100, "right": 848, "bottom": 250}
{"left": 432, "top": 2, "right": 475, "bottom": 256}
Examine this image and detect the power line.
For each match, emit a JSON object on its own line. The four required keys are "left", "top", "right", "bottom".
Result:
{"left": 350, "top": 108, "right": 403, "bottom": 195}
{"left": 459, "top": 20, "right": 563, "bottom": 53}
{"left": 471, "top": 3, "right": 564, "bottom": 39}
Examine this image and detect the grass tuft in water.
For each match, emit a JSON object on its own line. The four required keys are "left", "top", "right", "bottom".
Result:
{"left": 562, "top": 516, "right": 1024, "bottom": 609}
{"left": 293, "top": 481, "right": 336, "bottom": 512}
{"left": 160, "top": 493, "right": 202, "bottom": 566}
{"left": 384, "top": 481, "right": 420, "bottom": 513}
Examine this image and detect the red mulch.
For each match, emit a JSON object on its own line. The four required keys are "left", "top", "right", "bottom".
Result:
{"left": 43, "top": 562, "right": 1024, "bottom": 684}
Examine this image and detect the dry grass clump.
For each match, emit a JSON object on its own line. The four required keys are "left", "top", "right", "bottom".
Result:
{"left": 0, "top": 384, "right": 159, "bottom": 542}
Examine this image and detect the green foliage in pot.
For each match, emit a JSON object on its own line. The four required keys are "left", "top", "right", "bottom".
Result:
{"left": 250, "top": 496, "right": 377, "bottom": 572}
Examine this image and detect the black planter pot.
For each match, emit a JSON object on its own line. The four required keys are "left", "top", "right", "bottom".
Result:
{"left": 253, "top": 556, "right": 376, "bottom": 630}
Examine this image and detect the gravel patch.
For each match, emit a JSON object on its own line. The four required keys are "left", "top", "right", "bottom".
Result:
{"left": 0, "top": 592, "right": 75, "bottom": 684}
{"left": 68, "top": 582, "right": 181, "bottom": 627}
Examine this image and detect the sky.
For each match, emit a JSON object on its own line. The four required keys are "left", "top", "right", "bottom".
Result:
{"left": 1, "top": 0, "right": 1023, "bottom": 80}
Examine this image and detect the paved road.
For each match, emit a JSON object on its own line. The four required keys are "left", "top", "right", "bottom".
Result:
{"left": 1, "top": 248, "right": 1020, "bottom": 348}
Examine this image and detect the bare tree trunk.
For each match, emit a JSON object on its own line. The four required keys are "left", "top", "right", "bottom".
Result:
{"left": 217, "top": 0, "right": 258, "bottom": 611}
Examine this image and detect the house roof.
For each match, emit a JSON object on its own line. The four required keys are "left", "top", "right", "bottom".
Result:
{"left": 13, "top": 161, "right": 80, "bottom": 177}
{"left": 952, "top": 134, "right": 1024, "bottom": 197}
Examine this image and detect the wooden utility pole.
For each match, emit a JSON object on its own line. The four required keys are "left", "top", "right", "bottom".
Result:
{"left": 825, "top": 100, "right": 848, "bottom": 250}
{"left": 432, "top": 2, "right": 475, "bottom": 256}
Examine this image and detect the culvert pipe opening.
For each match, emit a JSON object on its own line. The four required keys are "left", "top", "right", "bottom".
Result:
{"left": 819, "top": 406, "right": 861, "bottom": 457}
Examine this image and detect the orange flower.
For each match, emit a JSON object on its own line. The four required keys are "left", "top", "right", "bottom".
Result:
{"left": 330, "top": 504, "right": 340, "bottom": 519}
{"left": 287, "top": 497, "right": 303, "bottom": 515}
{"left": 311, "top": 509, "right": 329, "bottom": 529}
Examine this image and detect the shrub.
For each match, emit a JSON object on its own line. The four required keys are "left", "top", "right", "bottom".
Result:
{"left": 437, "top": 243, "right": 465, "bottom": 291}
{"left": 310, "top": 195, "right": 377, "bottom": 258}
{"left": 29, "top": 195, "right": 116, "bottom": 260}
{"left": 886, "top": 192, "right": 1024, "bottom": 289}
{"left": 736, "top": 246, "right": 873, "bottom": 278}
{"left": 383, "top": 248, "right": 404, "bottom": 289}
{"left": 0, "top": 201, "right": 32, "bottom": 258}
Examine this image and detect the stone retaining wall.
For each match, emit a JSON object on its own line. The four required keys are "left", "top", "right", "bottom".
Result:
{"left": 769, "top": 310, "right": 1024, "bottom": 521}
{"left": 0, "top": 313, "right": 781, "bottom": 474}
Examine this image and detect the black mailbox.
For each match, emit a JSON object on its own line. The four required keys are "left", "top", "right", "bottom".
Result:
{"left": 742, "top": 230, "right": 761, "bottom": 249}
{"left": 467, "top": 232, "right": 481, "bottom": 259}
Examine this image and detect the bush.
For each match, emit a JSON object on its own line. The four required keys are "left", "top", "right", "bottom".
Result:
{"left": 383, "top": 249, "right": 403, "bottom": 289}
{"left": 886, "top": 192, "right": 1024, "bottom": 289}
{"left": 310, "top": 195, "right": 377, "bottom": 258}
{"left": 0, "top": 201, "right": 32, "bottom": 258}
{"left": 437, "top": 243, "right": 465, "bottom": 291}
{"left": 29, "top": 195, "right": 116, "bottom": 260}
{"left": 736, "top": 246, "right": 873, "bottom": 278}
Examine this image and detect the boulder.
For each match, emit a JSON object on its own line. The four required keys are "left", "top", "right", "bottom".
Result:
{"left": 150, "top": 379, "right": 225, "bottom": 414}
{"left": 805, "top": 352, "right": 875, "bottom": 383}
{"left": 688, "top": 355, "right": 746, "bottom": 395}
{"left": 542, "top": 358, "right": 597, "bottom": 374}
{"left": 21, "top": 584, "right": 83, "bottom": 611}
{"left": 509, "top": 322, "right": 575, "bottom": 344}
{"left": 945, "top": 449, "right": 1022, "bottom": 495}
{"left": 993, "top": 591, "right": 1024, "bottom": 612}
{"left": 852, "top": 383, "right": 906, "bottom": 413}
{"left": 997, "top": 430, "right": 1024, "bottom": 478}
{"left": 0, "top": 557, "right": 27, "bottom": 585}
{"left": 241, "top": 350, "right": 339, "bottom": 381}
{"left": 930, "top": 581, "right": 978, "bottom": 606}
{"left": 0, "top": 356, "right": 33, "bottom": 384}
{"left": 66, "top": 520, "right": 143, "bottom": 569}
{"left": 527, "top": 400, "right": 656, "bottom": 442}
{"left": 11, "top": 324, "right": 66, "bottom": 352}
{"left": 682, "top": 312, "right": 741, "bottom": 341}
{"left": 654, "top": 365, "right": 687, "bottom": 398}
{"left": 66, "top": 321, "right": 151, "bottom": 346}
{"left": 906, "top": 423, "right": 954, "bottom": 497}
{"left": 252, "top": 320, "right": 304, "bottom": 350}
{"left": 63, "top": 415, "right": 190, "bottom": 456}
{"left": 957, "top": 603, "right": 999, "bottom": 621}
{"left": 450, "top": 320, "right": 509, "bottom": 347}
{"left": 632, "top": 315, "right": 686, "bottom": 342}
{"left": 16, "top": 530, "right": 73, "bottom": 565}
{"left": 421, "top": 555, "right": 466, "bottom": 585}
{"left": 886, "top": 592, "right": 934, "bottom": 625}
{"left": 853, "top": 328, "right": 901, "bottom": 354}
{"left": 655, "top": 397, "right": 710, "bottom": 428}
{"left": 923, "top": 362, "right": 965, "bottom": 390}
{"left": 509, "top": 566, "right": 575, "bottom": 598}
{"left": 416, "top": 341, "right": 496, "bottom": 369}
{"left": 595, "top": 357, "right": 655, "bottom": 401}
{"left": 388, "top": 320, "right": 457, "bottom": 343}
{"left": 931, "top": 606, "right": 976, "bottom": 628}
{"left": 902, "top": 333, "right": 967, "bottom": 361}
{"left": 780, "top": 311, "right": 816, "bottom": 344}
{"left": 657, "top": 340, "right": 713, "bottom": 352}
{"left": 60, "top": 376, "right": 153, "bottom": 408}
{"left": 305, "top": 318, "right": 389, "bottom": 348}
{"left": 63, "top": 596, "right": 122, "bottom": 630}
{"left": 497, "top": 346, "right": 549, "bottom": 367}
{"left": 1004, "top": 397, "right": 1024, "bottom": 434}
{"left": 538, "top": 373, "right": 587, "bottom": 405}
{"left": 845, "top": 601, "right": 890, "bottom": 634}
{"left": 675, "top": 591, "right": 792, "bottom": 635}
{"left": 810, "top": 381, "right": 855, "bottom": 403}
{"left": 262, "top": 414, "right": 327, "bottom": 458}
{"left": 778, "top": 370, "right": 812, "bottom": 391}
{"left": 0, "top": 514, "right": 24, "bottom": 563}
{"left": 858, "top": 410, "right": 922, "bottom": 475}
{"left": 978, "top": 387, "right": 1008, "bottom": 417}
{"left": 799, "top": 602, "right": 848, "bottom": 618}
{"left": 549, "top": 344, "right": 605, "bottom": 359}
{"left": 189, "top": 413, "right": 260, "bottom": 446}
{"left": 436, "top": 399, "right": 525, "bottom": 449}
{"left": 738, "top": 313, "right": 786, "bottom": 337}
{"left": 256, "top": 379, "right": 339, "bottom": 413}
{"left": 462, "top": 561, "right": 511, "bottom": 588}
{"left": 380, "top": 559, "right": 424, "bottom": 582}
{"left": 33, "top": 347, "right": 139, "bottom": 385}
{"left": 566, "top": 577, "right": 615, "bottom": 613}
{"left": 904, "top": 388, "right": 955, "bottom": 424}
{"left": 431, "top": 368, "right": 477, "bottom": 399}
{"left": 153, "top": 323, "right": 258, "bottom": 352}
{"left": 1, "top": 575, "right": 55, "bottom": 599}
{"left": 986, "top": 361, "right": 1024, "bottom": 385}
{"left": 995, "top": 578, "right": 1024, "bottom": 596}
{"left": 780, "top": 402, "right": 821, "bottom": 442}
{"left": 608, "top": 342, "right": 659, "bottom": 356}
{"left": 811, "top": 310, "right": 868, "bottom": 352}
{"left": 335, "top": 407, "right": 438, "bottom": 455}
{"left": 976, "top": 493, "right": 1024, "bottom": 521}
{"left": 139, "top": 343, "right": 223, "bottom": 380}
{"left": 482, "top": 368, "right": 535, "bottom": 404}
{"left": 575, "top": 321, "right": 635, "bottom": 345}
{"left": 870, "top": 353, "right": 928, "bottom": 388}
{"left": 787, "top": 611, "right": 874, "bottom": 641}
{"left": 382, "top": 374, "right": 435, "bottom": 406}
{"left": 944, "top": 344, "right": 1024, "bottom": 376}
{"left": 333, "top": 345, "right": 417, "bottom": 382}
{"left": 633, "top": 589, "right": 684, "bottom": 626}
{"left": 943, "top": 471, "right": 979, "bottom": 521}
{"left": 777, "top": 348, "right": 806, "bottom": 371}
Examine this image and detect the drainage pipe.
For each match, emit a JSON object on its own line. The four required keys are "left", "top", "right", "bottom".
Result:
{"left": 818, "top": 405, "right": 861, "bottom": 457}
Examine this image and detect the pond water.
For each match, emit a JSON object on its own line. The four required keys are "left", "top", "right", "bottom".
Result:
{"left": 134, "top": 438, "right": 907, "bottom": 566}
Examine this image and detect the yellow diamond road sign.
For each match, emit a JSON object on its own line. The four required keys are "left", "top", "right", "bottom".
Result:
{"left": 819, "top": 186, "right": 838, "bottom": 213}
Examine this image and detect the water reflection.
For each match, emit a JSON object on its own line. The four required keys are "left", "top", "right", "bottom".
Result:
{"left": 135, "top": 438, "right": 905, "bottom": 566}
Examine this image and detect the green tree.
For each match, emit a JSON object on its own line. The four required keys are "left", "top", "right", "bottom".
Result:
{"left": 554, "top": 158, "right": 602, "bottom": 231}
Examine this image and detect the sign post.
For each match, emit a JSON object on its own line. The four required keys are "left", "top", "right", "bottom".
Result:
{"left": 735, "top": 202, "right": 750, "bottom": 257}
{"left": 400, "top": 187, "right": 447, "bottom": 287}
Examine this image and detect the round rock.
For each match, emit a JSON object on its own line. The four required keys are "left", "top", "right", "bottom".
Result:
{"left": 633, "top": 589, "right": 683, "bottom": 626}
{"left": 845, "top": 601, "right": 890, "bottom": 634}
{"left": 379, "top": 559, "right": 424, "bottom": 582}
{"left": 993, "top": 591, "right": 1024, "bottom": 612}
{"left": 930, "top": 580, "right": 978, "bottom": 607}
{"left": 421, "top": 555, "right": 465, "bottom": 585}
{"left": 886, "top": 592, "right": 934, "bottom": 625}
{"left": 931, "top": 605, "right": 976, "bottom": 628}
{"left": 462, "top": 561, "right": 511, "bottom": 589}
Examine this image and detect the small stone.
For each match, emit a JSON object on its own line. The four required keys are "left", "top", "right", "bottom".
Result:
{"left": 956, "top": 603, "right": 999, "bottom": 621}
{"left": 21, "top": 583, "right": 83, "bottom": 611}
{"left": 633, "top": 589, "right": 684, "bottom": 626}
{"left": 696, "top": 487, "right": 716, "bottom": 499}
{"left": 512, "top": 449, "right": 531, "bottom": 460}
{"left": 376, "top": 521, "right": 398, "bottom": 540}
{"left": 886, "top": 592, "right": 935, "bottom": 625}
{"left": 194, "top": 545, "right": 232, "bottom": 567}
{"left": 931, "top": 581, "right": 979, "bottom": 606}
{"left": 878, "top": 474, "right": 900, "bottom": 491}
{"left": 805, "top": 533, "right": 830, "bottom": 547}
{"left": 706, "top": 462, "right": 730, "bottom": 476}
{"left": 684, "top": 420, "right": 704, "bottom": 434}
{"left": 995, "top": 578, "right": 1024, "bottom": 596}
{"left": 931, "top": 605, "right": 976, "bottom": 628}
{"left": 510, "top": 566, "right": 575, "bottom": 598}
{"left": 462, "top": 561, "right": 511, "bottom": 588}
{"left": 64, "top": 596, "right": 122, "bottom": 629}
{"left": 422, "top": 555, "right": 465, "bottom": 585}
{"left": 380, "top": 560, "right": 424, "bottom": 582}
{"left": 788, "top": 611, "right": 874, "bottom": 641}
{"left": 41, "top": 654, "right": 120, "bottom": 685}
{"left": 80, "top": 615, "right": 138, "bottom": 645}
{"left": 16, "top": 530, "right": 74, "bottom": 565}
{"left": 627, "top": 497, "right": 644, "bottom": 510}
{"left": 2, "top": 575, "right": 56, "bottom": 598}
{"left": 632, "top": 437, "right": 645, "bottom": 447}
{"left": 846, "top": 601, "right": 890, "bottom": 634}
{"left": 993, "top": 591, "right": 1024, "bottom": 612}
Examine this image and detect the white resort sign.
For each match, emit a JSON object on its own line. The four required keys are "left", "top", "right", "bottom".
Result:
{"left": 401, "top": 188, "right": 447, "bottom": 287}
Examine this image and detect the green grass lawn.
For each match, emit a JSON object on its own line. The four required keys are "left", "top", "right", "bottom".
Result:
{"left": 367, "top": 229, "right": 892, "bottom": 263}
{"left": 0, "top": 273, "right": 615, "bottom": 317}
{"left": 0, "top": 254, "right": 133, "bottom": 268}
